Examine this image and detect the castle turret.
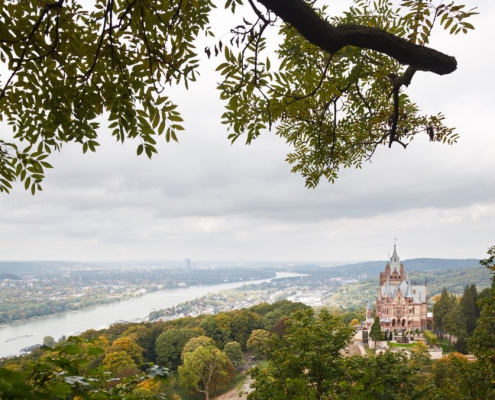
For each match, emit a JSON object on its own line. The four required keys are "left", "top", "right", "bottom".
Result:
{"left": 366, "top": 300, "right": 373, "bottom": 318}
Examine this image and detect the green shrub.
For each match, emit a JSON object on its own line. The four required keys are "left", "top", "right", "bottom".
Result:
{"left": 423, "top": 330, "right": 437, "bottom": 346}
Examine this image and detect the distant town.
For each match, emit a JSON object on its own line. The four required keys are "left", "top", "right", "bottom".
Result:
{"left": 0, "top": 257, "right": 490, "bottom": 327}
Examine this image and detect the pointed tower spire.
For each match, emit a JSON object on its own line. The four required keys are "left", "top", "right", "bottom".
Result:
{"left": 405, "top": 275, "right": 413, "bottom": 298}
{"left": 391, "top": 242, "right": 398, "bottom": 262}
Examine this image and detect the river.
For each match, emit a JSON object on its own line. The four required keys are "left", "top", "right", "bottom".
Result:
{"left": 0, "top": 272, "right": 300, "bottom": 358}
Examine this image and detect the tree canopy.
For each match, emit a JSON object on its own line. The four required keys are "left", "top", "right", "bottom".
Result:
{"left": 0, "top": 0, "right": 477, "bottom": 193}
{"left": 179, "top": 343, "right": 235, "bottom": 400}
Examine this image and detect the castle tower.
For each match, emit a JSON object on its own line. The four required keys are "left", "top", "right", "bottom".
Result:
{"left": 366, "top": 300, "right": 373, "bottom": 319}
{"left": 376, "top": 245, "right": 429, "bottom": 330}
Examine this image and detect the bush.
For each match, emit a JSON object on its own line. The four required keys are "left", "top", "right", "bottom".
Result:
{"left": 423, "top": 330, "right": 437, "bottom": 346}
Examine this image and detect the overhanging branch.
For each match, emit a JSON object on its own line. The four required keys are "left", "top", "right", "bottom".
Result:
{"left": 256, "top": 0, "right": 457, "bottom": 75}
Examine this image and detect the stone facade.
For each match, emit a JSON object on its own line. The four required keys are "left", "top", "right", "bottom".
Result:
{"left": 375, "top": 246, "right": 428, "bottom": 330}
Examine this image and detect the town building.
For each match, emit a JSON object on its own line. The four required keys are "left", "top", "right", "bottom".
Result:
{"left": 375, "top": 245, "right": 428, "bottom": 330}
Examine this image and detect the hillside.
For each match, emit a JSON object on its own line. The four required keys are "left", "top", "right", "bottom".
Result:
{"left": 331, "top": 265, "right": 491, "bottom": 310}
{"left": 330, "top": 258, "right": 480, "bottom": 277}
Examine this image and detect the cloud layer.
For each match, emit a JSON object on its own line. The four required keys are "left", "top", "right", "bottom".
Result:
{"left": 1, "top": 1, "right": 494, "bottom": 263}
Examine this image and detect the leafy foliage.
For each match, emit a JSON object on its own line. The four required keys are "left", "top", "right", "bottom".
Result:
{"left": 179, "top": 344, "right": 235, "bottom": 400}
{"left": 0, "top": 0, "right": 213, "bottom": 193}
{"left": 247, "top": 308, "right": 435, "bottom": 399}
{"left": 246, "top": 329, "right": 271, "bottom": 359}
{"left": 431, "top": 351, "right": 493, "bottom": 399}
{"left": 155, "top": 328, "right": 201, "bottom": 370}
{"left": 0, "top": 0, "right": 477, "bottom": 192}
{"left": 369, "top": 315, "right": 382, "bottom": 345}
{"left": 218, "top": 0, "right": 475, "bottom": 187}
{"left": 432, "top": 287, "right": 457, "bottom": 339}
{"left": 468, "top": 246, "right": 495, "bottom": 396}
{"left": 0, "top": 336, "right": 169, "bottom": 399}
{"left": 423, "top": 329, "right": 437, "bottom": 346}
{"left": 248, "top": 309, "right": 355, "bottom": 399}
{"left": 222, "top": 341, "right": 244, "bottom": 369}
{"left": 479, "top": 245, "right": 495, "bottom": 282}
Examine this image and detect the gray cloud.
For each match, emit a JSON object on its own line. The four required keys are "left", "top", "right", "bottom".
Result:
{"left": 1, "top": 1, "right": 494, "bottom": 261}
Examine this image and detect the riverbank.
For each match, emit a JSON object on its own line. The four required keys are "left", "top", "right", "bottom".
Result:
{"left": 0, "top": 273, "right": 298, "bottom": 358}
{"left": 0, "top": 277, "right": 276, "bottom": 328}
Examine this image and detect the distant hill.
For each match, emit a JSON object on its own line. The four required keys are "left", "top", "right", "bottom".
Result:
{"left": 0, "top": 273, "right": 21, "bottom": 280}
{"left": 0, "top": 258, "right": 481, "bottom": 278}
{"left": 0, "top": 261, "right": 92, "bottom": 274}
{"left": 403, "top": 258, "right": 480, "bottom": 271}
{"left": 331, "top": 258, "right": 480, "bottom": 276}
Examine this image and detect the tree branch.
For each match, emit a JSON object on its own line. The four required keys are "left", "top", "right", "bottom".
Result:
{"left": 256, "top": 0, "right": 457, "bottom": 75}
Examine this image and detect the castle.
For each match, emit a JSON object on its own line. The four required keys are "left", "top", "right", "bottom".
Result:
{"left": 367, "top": 245, "right": 428, "bottom": 330}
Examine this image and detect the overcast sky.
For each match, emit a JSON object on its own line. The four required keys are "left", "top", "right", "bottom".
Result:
{"left": 1, "top": 1, "right": 494, "bottom": 263}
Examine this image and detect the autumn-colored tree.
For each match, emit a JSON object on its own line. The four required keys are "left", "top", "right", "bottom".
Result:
{"left": 182, "top": 335, "right": 216, "bottom": 356}
{"left": 0, "top": 337, "right": 169, "bottom": 399}
{"left": 102, "top": 350, "right": 138, "bottom": 375}
{"left": 110, "top": 336, "right": 144, "bottom": 365}
{"left": 179, "top": 345, "right": 235, "bottom": 400}
{"left": 246, "top": 329, "right": 271, "bottom": 359}
{"left": 269, "top": 316, "right": 288, "bottom": 337}
{"left": 429, "top": 352, "right": 491, "bottom": 398}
